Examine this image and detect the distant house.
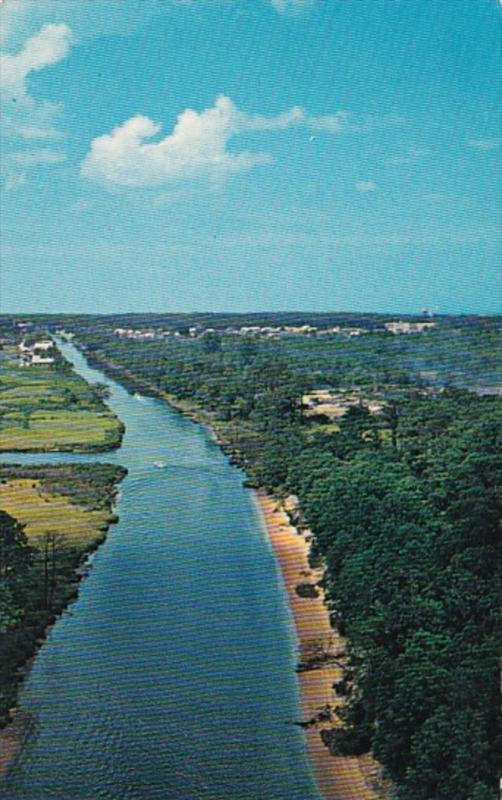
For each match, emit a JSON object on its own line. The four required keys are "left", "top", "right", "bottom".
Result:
{"left": 114, "top": 327, "right": 159, "bottom": 340}
{"left": 384, "top": 321, "right": 436, "bottom": 335}
{"left": 20, "top": 338, "right": 53, "bottom": 351}
{"left": 283, "top": 324, "right": 317, "bottom": 335}
{"left": 18, "top": 338, "right": 55, "bottom": 366}
{"left": 345, "top": 327, "right": 367, "bottom": 337}
{"left": 31, "top": 354, "right": 55, "bottom": 365}
{"left": 302, "top": 389, "right": 385, "bottom": 420}
{"left": 32, "top": 339, "right": 54, "bottom": 351}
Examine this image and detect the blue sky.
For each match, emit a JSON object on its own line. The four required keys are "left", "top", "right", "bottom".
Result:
{"left": 1, "top": 0, "right": 500, "bottom": 314}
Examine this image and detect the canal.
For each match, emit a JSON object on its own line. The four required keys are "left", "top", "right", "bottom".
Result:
{"left": 1, "top": 341, "right": 320, "bottom": 800}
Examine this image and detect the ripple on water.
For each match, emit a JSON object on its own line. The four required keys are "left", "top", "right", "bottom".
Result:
{"left": 2, "top": 342, "right": 321, "bottom": 800}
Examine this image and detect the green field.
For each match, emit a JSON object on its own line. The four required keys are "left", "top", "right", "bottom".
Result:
{"left": 0, "top": 346, "right": 123, "bottom": 452}
{"left": 0, "top": 478, "right": 114, "bottom": 549}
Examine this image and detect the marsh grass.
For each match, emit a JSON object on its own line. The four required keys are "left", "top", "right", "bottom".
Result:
{"left": 0, "top": 464, "right": 126, "bottom": 727}
{"left": 0, "top": 347, "right": 123, "bottom": 451}
{"left": 0, "top": 479, "right": 112, "bottom": 550}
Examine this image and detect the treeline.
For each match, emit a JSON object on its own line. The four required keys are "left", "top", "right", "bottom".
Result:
{"left": 0, "top": 464, "right": 126, "bottom": 727}
{"left": 71, "top": 325, "right": 501, "bottom": 799}
{"left": 0, "top": 310, "right": 428, "bottom": 333}
{"left": 289, "top": 401, "right": 501, "bottom": 800}
{"left": 70, "top": 312, "right": 501, "bottom": 393}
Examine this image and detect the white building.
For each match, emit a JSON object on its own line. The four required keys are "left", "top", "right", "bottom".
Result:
{"left": 18, "top": 338, "right": 55, "bottom": 366}
{"left": 32, "top": 339, "right": 54, "bottom": 351}
{"left": 31, "top": 354, "right": 55, "bottom": 365}
{"left": 385, "top": 321, "right": 436, "bottom": 335}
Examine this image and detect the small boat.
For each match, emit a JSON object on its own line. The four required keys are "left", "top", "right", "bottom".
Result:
{"left": 154, "top": 461, "right": 167, "bottom": 469}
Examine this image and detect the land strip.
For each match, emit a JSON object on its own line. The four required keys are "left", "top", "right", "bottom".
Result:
{"left": 0, "top": 338, "right": 123, "bottom": 452}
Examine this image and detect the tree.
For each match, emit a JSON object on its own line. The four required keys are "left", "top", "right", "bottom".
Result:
{"left": 384, "top": 399, "right": 399, "bottom": 448}
{"left": 0, "top": 511, "right": 31, "bottom": 633}
{"left": 39, "top": 531, "right": 64, "bottom": 612}
{"left": 91, "top": 382, "right": 111, "bottom": 400}
{"left": 202, "top": 332, "right": 222, "bottom": 354}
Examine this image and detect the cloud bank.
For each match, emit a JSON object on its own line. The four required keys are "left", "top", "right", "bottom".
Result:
{"left": 81, "top": 95, "right": 351, "bottom": 187}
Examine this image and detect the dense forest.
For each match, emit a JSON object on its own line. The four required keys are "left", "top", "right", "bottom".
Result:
{"left": 58, "top": 314, "right": 502, "bottom": 800}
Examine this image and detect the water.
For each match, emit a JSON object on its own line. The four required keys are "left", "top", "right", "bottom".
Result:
{"left": 1, "top": 342, "right": 320, "bottom": 800}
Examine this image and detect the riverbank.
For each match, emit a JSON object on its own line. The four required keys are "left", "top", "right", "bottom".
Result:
{"left": 0, "top": 464, "right": 126, "bottom": 783}
{"left": 256, "top": 491, "right": 388, "bottom": 800}
{"left": 0, "top": 436, "right": 124, "bottom": 454}
{"left": 77, "top": 345, "right": 388, "bottom": 799}
{"left": 78, "top": 347, "right": 239, "bottom": 454}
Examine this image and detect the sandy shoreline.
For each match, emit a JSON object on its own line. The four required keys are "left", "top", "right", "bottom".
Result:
{"left": 0, "top": 348, "right": 385, "bottom": 794}
{"left": 82, "top": 351, "right": 387, "bottom": 797}
{"left": 256, "top": 490, "right": 385, "bottom": 800}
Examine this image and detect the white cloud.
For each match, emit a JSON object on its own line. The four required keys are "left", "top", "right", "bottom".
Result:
{"left": 355, "top": 180, "right": 377, "bottom": 192}
{"left": 2, "top": 147, "right": 66, "bottom": 189}
{"left": 246, "top": 106, "right": 349, "bottom": 133}
{"left": 8, "top": 148, "right": 66, "bottom": 166}
{"left": 71, "top": 198, "right": 93, "bottom": 212}
{"left": 1, "top": 22, "right": 72, "bottom": 139}
{"left": 3, "top": 171, "right": 27, "bottom": 191}
{"left": 351, "top": 113, "right": 405, "bottom": 133}
{"left": 308, "top": 111, "right": 348, "bottom": 133}
{"left": 81, "top": 95, "right": 350, "bottom": 188}
{"left": 0, "top": 0, "right": 30, "bottom": 48}
{"left": 1, "top": 22, "right": 72, "bottom": 100}
{"left": 0, "top": 0, "right": 162, "bottom": 49}
{"left": 0, "top": 0, "right": 312, "bottom": 51}
{"left": 467, "top": 138, "right": 501, "bottom": 151}
{"left": 1, "top": 22, "right": 72, "bottom": 184}
{"left": 82, "top": 97, "right": 271, "bottom": 187}
{"left": 244, "top": 105, "right": 305, "bottom": 130}
{"left": 269, "top": 0, "right": 314, "bottom": 12}
{"left": 386, "top": 146, "right": 429, "bottom": 166}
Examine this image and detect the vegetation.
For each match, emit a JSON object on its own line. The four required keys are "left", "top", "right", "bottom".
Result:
{"left": 62, "top": 312, "right": 501, "bottom": 800}
{"left": 0, "top": 320, "right": 127, "bottom": 733}
{"left": 0, "top": 326, "right": 123, "bottom": 452}
{"left": 0, "top": 464, "right": 126, "bottom": 727}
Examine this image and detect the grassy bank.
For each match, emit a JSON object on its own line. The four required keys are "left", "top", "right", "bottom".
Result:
{"left": 0, "top": 342, "right": 124, "bottom": 452}
{"left": 0, "top": 463, "right": 126, "bottom": 729}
